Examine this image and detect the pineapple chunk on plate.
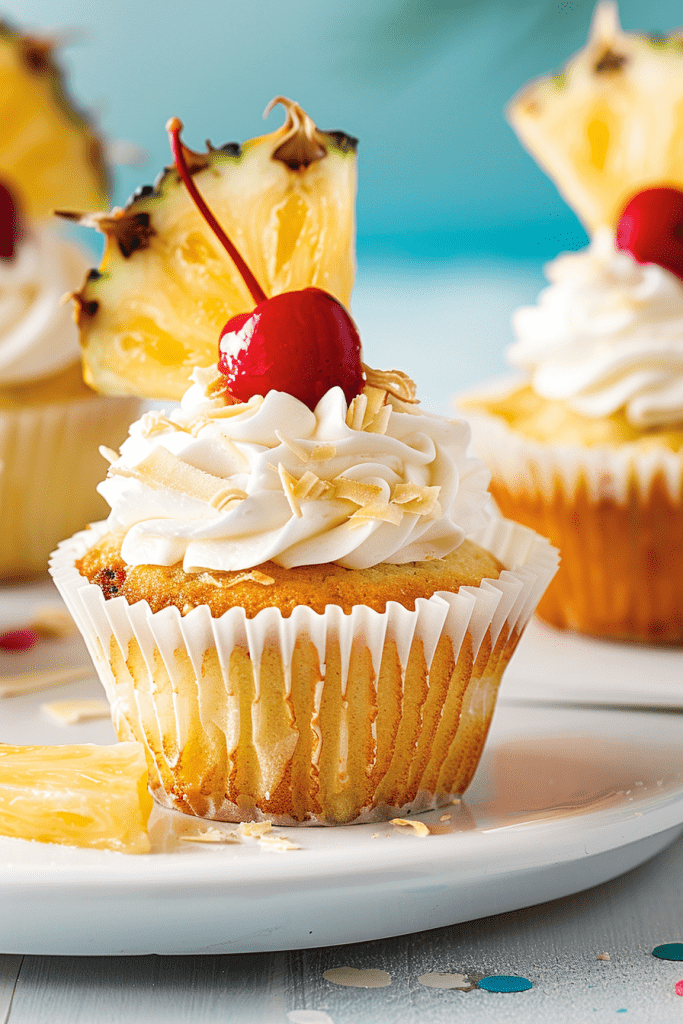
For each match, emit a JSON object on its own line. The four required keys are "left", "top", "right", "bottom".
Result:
{"left": 508, "top": 1, "right": 683, "bottom": 232}
{"left": 69, "top": 98, "right": 357, "bottom": 401}
{"left": 0, "top": 20, "right": 108, "bottom": 217}
{"left": 0, "top": 741, "right": 152, "bottom": 854}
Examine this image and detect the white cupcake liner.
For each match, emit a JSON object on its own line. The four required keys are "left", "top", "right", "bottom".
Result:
{"left": 50, "top": 518, "right": 558, "bottom": 824}
{"left": 0, "top": 394, "right": 142, "bottom": 577}
{"left": 459, "top": 382, "right": 683, "bottom": 504}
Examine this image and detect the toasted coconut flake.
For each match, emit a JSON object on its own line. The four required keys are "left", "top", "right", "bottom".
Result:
{"left": 257, "top": 834, "right": 301, "bottom": 852}
{"left": 278, "top": 463, "right": 303, "bottom": 518}
{"left": 390, "top": 818, "right": 430, "bottom": 837}
{"left": 225, "top": 570, "right": 275, "bottom": 588}
{"left": 333, "top": 476, "right": 384, "bottom": 506}
{"left": 139, "top": 410, "right": 189, "bottom": 438}
{"left": 209, "top": 486, "right": 247, "bottom": 511}
{"left": 0, "top": 666, "right": 92, "bottom": 698}
{"left": 362, "top": 385, "right": 387, "bottom": 422}
{"left": 180, "top": 827, "right": 241, "bottom": 844}
{"left": 391, "top": 483, "right": 441, "bottom": 516}
{"left": 310, "top": 442, "right": 336, "bottom": 462}
{"left": 352, "top": 502, "right": 403, "bottom": 525}
{"left": 214, "top": 434, "right": 250, "bottom": 468}
{"left": 237, "top": 821, "right": 273, "bottom": 837}
{"left": 365, "top": 404, "right": 391, "bottom": 435}
{"left": 363, "top": 364, "right": 418, "bottom": 404}
{"left": 42, "top": 700, "right": 111, "bottom": 725}
{"left": 110, "top": 446, "right": 234, "bottom": 506}
{"left": 292, "top": 470, "right": 333, "bottom": 502}
{"left": 275, "top": 432, "right": 311, "bottom": 463}
{"left": 30, "top": 605, "right": 79, "bottom": 639}
{"left": 99, "top": 445, "right": 119, "bottom": 465}
{"left": 346, "top": 393, "right": 367, "bottom": 431}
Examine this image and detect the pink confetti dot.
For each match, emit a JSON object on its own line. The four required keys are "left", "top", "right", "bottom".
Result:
{"left": 0, "top": 628, "right": 38, "bottom": 651}
{"left": 675, "top": 980, "right": 683, "bottom": 997}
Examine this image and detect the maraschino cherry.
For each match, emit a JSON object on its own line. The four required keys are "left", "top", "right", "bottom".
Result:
{"left": 616, "top": 186, "right": 683, "bottom": 281}
{"left": 0, "top": 179, "right": 23, "bottom": 261}
{"left": 166, "top": 118, "right": 363, "bottom": 410}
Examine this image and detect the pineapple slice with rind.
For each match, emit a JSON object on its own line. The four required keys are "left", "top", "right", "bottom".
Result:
{"left": 0, "top": 20, "right": 108, "bottom": 217}
{"left": 508, "top": 1, "right": 683, "bottom": 233}
{"left": 0, "top": 741, "right": 152, "bottom": 854}
{"left": 69, "top": 98, "right": 357, "bottom": 401}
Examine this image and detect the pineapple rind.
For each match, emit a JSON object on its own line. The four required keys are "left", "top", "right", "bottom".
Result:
{"left": 0, "top": 741, "right": 152, "bottom": 854}
{"left": 0, "top": 21, "right": 108, "bottom": 217}
{"left": 508, "top": 2, "right": 683, "bottom": 232}
{"left": 76, "top": 124, "right": 357, "bottom": 400}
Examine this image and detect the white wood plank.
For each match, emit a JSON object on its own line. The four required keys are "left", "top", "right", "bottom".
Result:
{"left": 7, "top": 952, "right": 287, "bottom": 1024}
{"left": 0, "top": 956, "right": 23, "bottom": 1024}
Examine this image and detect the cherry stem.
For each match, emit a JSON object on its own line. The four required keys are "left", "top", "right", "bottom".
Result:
{"left": 166, "top": 117, "right": 267, "bottom": 305}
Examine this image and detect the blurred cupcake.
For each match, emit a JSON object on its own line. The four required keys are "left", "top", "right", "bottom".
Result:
{"left": 461, "top": 2, "right": 683, "bottom": 642}
{"left": 0, "top": 21, "right": 141, "bottom": 577}
{"left": 50, "top": 109, "right": 557, "bottom": 824}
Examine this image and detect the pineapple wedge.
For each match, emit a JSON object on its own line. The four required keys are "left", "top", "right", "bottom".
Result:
{"left": 0, "top": 741, "right": 152, "bottom": 854}
{"left": 0, "top": 20, "right": 108, "bottom": 217}
{"left": 508, "top": 1, "right": 683, "bottom": 233}
{"left": 70, "top": 98, "right": 358, "bottom": 401}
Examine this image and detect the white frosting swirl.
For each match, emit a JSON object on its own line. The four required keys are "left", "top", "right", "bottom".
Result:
{"left": 99, "top": 369, "right": 491, "bottom": 572}
{"left": 509, "top": 227, "right": 683, "bottom": 428}
{"left": 0, "top": 224, "right": 89, "bottom": 385}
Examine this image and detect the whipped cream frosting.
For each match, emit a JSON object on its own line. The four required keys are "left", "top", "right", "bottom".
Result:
{"left": 0, "top": 223, "right": 89, "bottom": 385}
{"left": 508, "top": 227, "right": 683, "bottom": 429}
{"left": 99, "top": 369, "right": 491, "bottom": 572}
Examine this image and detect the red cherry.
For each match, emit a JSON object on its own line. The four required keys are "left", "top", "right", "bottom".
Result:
{"left": 0, "top": 179, "right": 22, "bottom": 261}
{"left": 219, "top": 287, "right": 363, "bottom": 409}
{"left": 166, "top": 117, "right": 364, "bottom": 408}
{"left": 616, "top": 187, "right": 683, "bottom": 281}
{"left": 0, "top": 628, "right": 38, "bottom": 651}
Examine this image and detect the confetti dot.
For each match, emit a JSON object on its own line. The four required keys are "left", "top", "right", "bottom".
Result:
{"left": 478, "top": 975, "right": 532, "bottom": 993}
{"left": 0, "top": 628, "right": 38, "bottom": 651}
{"left": 653, "top": 943, "right": 683, "bottom": 961}
{"left": 675, "top": 981, "right": 683, "bottom": 997}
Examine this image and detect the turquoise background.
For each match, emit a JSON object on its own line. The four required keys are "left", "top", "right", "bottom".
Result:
{"left": 6, "top": 0, "right": 681, "bottom": 260}
{"left": 4, "top": 0, "right": 680, "bottom": 406}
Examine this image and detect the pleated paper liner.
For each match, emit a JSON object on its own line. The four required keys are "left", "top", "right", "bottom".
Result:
{"left": 50, "top": 518, "right": 558, "bottom": 825}
{"left": 465, "top": 399, "right": 683, "bottom": 643}
{"left": 0, "top": 394, "right": 141, "bottom": 578}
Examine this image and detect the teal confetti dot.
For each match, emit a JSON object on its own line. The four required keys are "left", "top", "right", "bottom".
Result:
{"left": 653, "top": 943, "right": 683, "bottom": 961}
{"left": 478, "top": 975, "right": 532, "bottom": 993}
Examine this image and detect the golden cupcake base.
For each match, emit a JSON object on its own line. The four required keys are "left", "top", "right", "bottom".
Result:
{"left": 0, "top": 386, "right": 142, "bottom": 579}
{"left": 51, "top": 519, "right": 558, "bottom": 825}
{"left": 491, "top": 472, "right": 683, "bottom": 644}
{"left": 462, "top": 388, "right": 683, "bottom": 644}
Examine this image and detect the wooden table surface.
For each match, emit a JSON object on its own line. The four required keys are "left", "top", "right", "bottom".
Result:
{"left": 2, "top": 821, "right": 683, "bottom": 1024}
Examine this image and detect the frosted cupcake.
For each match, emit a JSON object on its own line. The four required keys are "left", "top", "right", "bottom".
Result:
{"left": 50, "top": 113, "right": 557, "bottom": 824}
{"left": 0, "top": 22, "right": 140, "bottom": 577}
{"left": 462, "top": 3, "right": 683, "bottom": 643}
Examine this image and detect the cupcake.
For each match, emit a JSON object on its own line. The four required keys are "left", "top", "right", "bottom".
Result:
{"left": 461, "top": 2, "right": 683, "bottom": 644}
{"left": 50, "top": 109, "right": 557, "bottom": 825}
{"left": 0, "top": 21, "right": 141, "bottom": 577}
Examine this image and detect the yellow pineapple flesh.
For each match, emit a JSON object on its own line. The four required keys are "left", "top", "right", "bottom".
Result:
{"left": 508, "top": 1, "right": 683, "bottom": 232}
{"left": 0, "top": 21, "right": 108, "bottom": 217}
{"left": 70, "top": 98, "right": 357, "bottom": 401}
{"left": 0, "top": 741, "right": 152, "bottom": 854}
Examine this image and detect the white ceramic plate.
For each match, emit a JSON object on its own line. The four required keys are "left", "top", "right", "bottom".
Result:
{"left": 3, "top": 579, "right": 683, "bottom": 956}
{"left": 503, "top": 617, "right": 683, "bottom": 708}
